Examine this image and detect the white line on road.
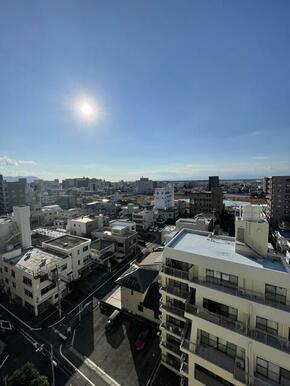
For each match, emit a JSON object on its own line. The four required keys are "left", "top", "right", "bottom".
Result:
{"left": 0, "top": 355, "right": 9, "bottom": 369}
{"left": 71, "top": 328, "right": 76, "bottom": 347}
{"left": 59, "top": 344, "right": 96, "bottom": 386}
{"left": 0, "top": 304, "right": 42, "bottom": 331}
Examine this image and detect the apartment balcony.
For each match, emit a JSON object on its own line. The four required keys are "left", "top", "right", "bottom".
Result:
{"left": 249, "top": 329, "right": 290, "bottom": 354}
{"left": 161, "top": 321, "right": 183, "bottom": 337}
{"left": 161, "top": 265, "right": 190, "bottom": 280}
{"left": 254, "top": 373, "right": 280, "bottom": 386}
{"left": 185, "top": 304, "right": 246, "bottom": 335}
{"left": 161, "top": 302, "right": 185, "bottom": 318}
{"left": 181, "top": 339, "right": 196, "bottom": 354}
{"left": 191, "top": 276, "right": 290, "bottom": 313}
{"left": 180, "top": 376, "right": 188, "bottom": 386}
{"left": 180, "top": 354, "right": 189, "bottom": 375}
{"left": 161, "top": 285, "right": 188, "bottom": 300}
{"left": 161, "top": 354, "right": 180, "bottom": 371}
{"left": 161, "top": 340, "right": 182, "bottom": 357}
{"left": 197, "top": 344, "right": 247, "bottom": 383}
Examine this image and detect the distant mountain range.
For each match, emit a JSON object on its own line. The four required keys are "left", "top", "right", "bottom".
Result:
{"left": 4, "top": 176, "right": 40, "bottom": 183}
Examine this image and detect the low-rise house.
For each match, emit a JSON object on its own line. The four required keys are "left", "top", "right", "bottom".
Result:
{"left": 41, "top": 204, "right": 62, "bottom": 226}
{"left": 115, "top": 252, "right": 161, "bottom": 324}
{"left": 91, "top": 239, "right": 115, "bottom": 269}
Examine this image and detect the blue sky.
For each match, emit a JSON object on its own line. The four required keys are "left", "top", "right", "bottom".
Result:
{"left": 0, "top": 0, "right": 290, "bottom": 181}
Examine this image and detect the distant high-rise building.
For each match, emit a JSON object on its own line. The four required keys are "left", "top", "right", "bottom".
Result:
{"left": 7, "top": 178, "right": 28, "bottom": 212}
{"left": 208, "top": 176, "right": 219, "bottom": 190}
{"left": 264, "top": 176, "right": 290, "bottom": 225}
{"left": 135, "top": 177, "right": 153, "bottom": 194}
{"left": 190, "top": 177, "right": 223, "bottom": 218}
{"left": 0, "top": 175, "right": 8, "bottom": 215}
{"left": 154, "top": 185, "right": 174, "bottom": 210}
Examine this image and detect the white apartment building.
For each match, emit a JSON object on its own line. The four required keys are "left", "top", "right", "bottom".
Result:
{"left": 42, "top": 234, "right": 91, "bottom": 280}
{"left": 0, "top": 247, "right": 71, "bottom": 316}
{"left": 41, "top": 204, "right": 62, "bottom": 225}
{"left": 132, "top": 210, "right": 154, "bottom": 231}
{"left": 160, "top": 205, "right": 290, "bottom": 386}
{"left": 66, "top": 215, "right": 104, "bottom": 237}
{"left": 154, "top": 185, "right": 174, "bottom": 211}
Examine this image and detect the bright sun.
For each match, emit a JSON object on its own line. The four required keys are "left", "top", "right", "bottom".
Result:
{"left": 80, "top": 102, "right": 93, "bottom": 116}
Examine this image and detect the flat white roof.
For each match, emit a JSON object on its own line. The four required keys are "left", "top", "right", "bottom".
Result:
{"left": 168, "top": 230, "right": 286, "bottom": 272}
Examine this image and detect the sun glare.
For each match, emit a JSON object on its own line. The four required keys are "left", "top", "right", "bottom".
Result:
{"left": 75, "top": 97, "right": 100, "bottom": 123}
{"left": 80, "top": 102, "right": 93, "bottom": 117}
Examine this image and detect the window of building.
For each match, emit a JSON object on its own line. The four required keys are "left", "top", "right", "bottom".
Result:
{"left": 12, "top": 282, "right": 16, "bottom": 288}
{"left": 23, "top": 276, "right": 32, "bottom": 286}
{"left": 78, "top": 260, "right": 80, "bottom": 265}
{"left": 78, "top": 250, "right": 80, "bottom": 255}
{"left": 203, "top": 298, "right": 238, "bottom": 321}
{"left": 61, "top": 264, "right": 67, "bottom": 272}
{"left": 40, "top": 274, "right": 48, "bottom": 283}
{"left": 131, "top": 289, "right": 134, "bottom": 295}
{"left": 200, "top": 330, "right": 237, "bottom": 359}
{"left": 138, "top": 304, "right": 143, "bottom": 312}
{"left": 24, "top": 289, "right": 33, "bottom": 298}
{"left": 206, "top": 269, "right": 238, "bottom": 290}
{"left": 256, "top": 316, "right": 278, "bottom": 336}
{"left": 41, "top": 282, "right": 56, "bottom": 296}
{"left": 11, "top": 270, "right": 15, "bottom": 278}
{"left": 83, "top": 246, "right": 89, "bottom": 252}
{"left": 5, "top": 278, "right": 9, "bottom": 284}
{"left": 4, "top": 266, "right": 8, "bottom": 273}
{"left": 265, "top": 284, "right": 287, "bottom": 305}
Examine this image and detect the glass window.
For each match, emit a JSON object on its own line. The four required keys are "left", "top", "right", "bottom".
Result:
{"left": 256, "top": 316, "right": 278, "bottom": 336}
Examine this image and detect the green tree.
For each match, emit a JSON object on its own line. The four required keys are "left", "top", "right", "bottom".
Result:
{"left": 8, "top": 362, "right": 49, "bottom": 386}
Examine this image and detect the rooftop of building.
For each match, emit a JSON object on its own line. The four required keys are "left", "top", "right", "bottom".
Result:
{"left": 32, "top": 228, "right": 66, "bottom": 239}
{"left": 168, "top": 229, "right": 287, "bottom": 273}
{"left": 115, "top": 264, "right": 158, "bottom": 293}
{"left": 138, "top": 252, "right": 161, "bottom": 267}
{"left": 44, "top": 234, "right": 90, "bottom": 249}
{"left": 91, "top": 239, "right": 114, "bottom": 250}
{"left": 4, "top": 247, "right": 64, "bottom": 276}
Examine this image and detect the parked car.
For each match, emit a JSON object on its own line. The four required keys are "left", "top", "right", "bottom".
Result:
{"left": 135, "top": 327, "right": 150, "bottom": 351}
{"left": 105, "top": 310, "right": 121, "bottom": 332}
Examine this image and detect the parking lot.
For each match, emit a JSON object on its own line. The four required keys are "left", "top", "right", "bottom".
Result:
{"left": 73, "top": 307, "right": 161, "bottom": 386}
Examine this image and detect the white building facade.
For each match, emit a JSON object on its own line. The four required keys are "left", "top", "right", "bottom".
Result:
{"left": 160, "top": 205, "right": 290, "bottom": 386}
{"left": 154, "top": 185, "right": 174, "bottom": 210}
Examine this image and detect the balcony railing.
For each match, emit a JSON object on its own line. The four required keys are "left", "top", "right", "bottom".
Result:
{"left": 197, "top": 344, "right": 246, "bottom": 383}
{"left": 191, "top": 276, "right": 290, "bottom": 313}
{"left": 185, "top": 304, "right": 246, "bottom": 335}
{"left": 161, "top": 285, "right": 189, "bottom": 299}
{"left": 161, "top": 303, "right": 185, "bottom": 318}
{"left": 254, "top": 373, "right": 281, "bottom": 386}
{"left": 181, "top": 339, "right": 196, "bottom": 353}
{"left": 161, "top": 354, "right": 180, "bottom": 370}
{"left": 180, "top": 361, "right": 188, "bottom": 374}
{"left": 161, "top": 340, "right": 182, "bottom": 357}
{"left": 161, "top": 322, "right": 183, "bottom": 337}
{"left": 249, "top": 329, "right": 290, "bottom": 354}
{"left": 161, "top": 265, "right": 190, "bottom": 280}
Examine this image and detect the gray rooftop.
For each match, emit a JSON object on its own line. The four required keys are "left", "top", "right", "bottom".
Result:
{"left": 45, "top": 234, "right": 89, "bottom": 249}
{"left": 168, "top": 230, "right": 286, "bottom": 272}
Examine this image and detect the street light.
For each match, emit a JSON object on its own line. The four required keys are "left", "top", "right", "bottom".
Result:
{"left": 50, "top": 344, "right": 57, "bottom": 386}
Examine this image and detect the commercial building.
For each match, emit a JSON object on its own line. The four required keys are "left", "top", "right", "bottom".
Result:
{"left": 7, "top": 178, "right": 28, "bottom": 211}
{"left": 136, "top": 177, "right": 154, "bottom": 195}
{"left": 264, "top": 176, "right": 290, "bottom": 225}
{"left": 190, "top": 187, "right": 223, "bottom": 218}
{"left": 208, "top": 176, "right": 220, "bottom": 190}
{"left": 160, "top": 205, "right": 290, "bottom": 386}
{"left": 132, "top": 210, "right": 154, "bottom": 231}
{"left": 66, "top": 215, "right": 104, "bottom": 237}
{"left": 154, "top": 185, "right": 174, "bottom": 211}
{"left": 0, "top": 175, "right": 8, "bottom": 215}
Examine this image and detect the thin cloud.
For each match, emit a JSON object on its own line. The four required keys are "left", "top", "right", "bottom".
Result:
{"left": 252, "top": 156, "right": 269, "bottom": 160}
{"left": 0, "top": 155, "right": 37, "bottom": 167}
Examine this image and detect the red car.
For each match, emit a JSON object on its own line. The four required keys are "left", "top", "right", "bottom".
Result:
{"left": 135, "top": 327, "right": 150, "bottom": 351}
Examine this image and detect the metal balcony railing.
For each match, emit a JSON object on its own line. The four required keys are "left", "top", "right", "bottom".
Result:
{"left": 161, "top": 285, "right": 189, "bottom": 299}
{"left": 161, "top": 354, "right": 180, "bottom": 370}
{"left": 161, "top": 341, "right": 182, "bottom": 357}
{"left": 161, "top": 265, "right": 190, "bottom": 280}
{"left": 185, "top": 304, "right": 246, "bottom": 335}
{"left": 249, "top": 329, "right": 290, "bottom": 354}
{"left": 181, "top": 339, "right": 196, "bottom": 353}
{"left": 161, "top": 322, "right": 183, "bottom": 336}
{"left": 161, "top": 303, "right": 185, "bottom": 318}
{"left": 191, "top": 276, "right": 290, "bottom": 312}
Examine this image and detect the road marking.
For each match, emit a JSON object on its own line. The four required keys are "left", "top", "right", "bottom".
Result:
{"left": 0, "top": 355, "right": 9, "bottom": 369}
{"left": 0, "top": 304, "right": 41, "bottom": 331}
{"left": 59, "top": 344, "right": 96, "bottom": 386}
{"left": 71, "top": 328, "right": 76, "bottom": 346}
{"left": 70, "top": 347, "right": 121, "bottom": 386}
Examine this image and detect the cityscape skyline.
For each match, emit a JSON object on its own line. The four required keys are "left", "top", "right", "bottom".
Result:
{"left": 1, "top": 0, "right": 290, "bottom": 180}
